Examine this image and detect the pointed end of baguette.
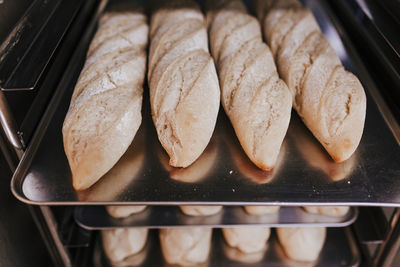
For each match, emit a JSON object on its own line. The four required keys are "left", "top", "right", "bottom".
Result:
{"left": 169, "top": 157, "right": 192, "bottom": 169}
{"left": 328, "top": 138, "right": 356, "bottom": 163}
{"left": 256, "top": 163, "right": 274, "bottom": 171}
{"left": 72, "top": 177, "right": 92, "bottom": 191}
{"left": 70, "top": 153, "right": 106, "bottom": 191}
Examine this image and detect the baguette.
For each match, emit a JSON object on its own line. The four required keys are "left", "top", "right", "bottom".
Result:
{"left": 277, "top": 227, "right": 326, "bottom": 262}
{"left": 206, "top": 0, "right": 292, "bottom": 170}
{"left": 179, "top": 205, "right": 222, "bottom": 216}
{"left": 303, "top": 206, "right": 350, "bottom": 217}
{"left": 244, "top": 206, "right": 280, "bottom": 215}
{"left": 62, "top": 5, "right": 148, "bottom": 190}
{"left": 148, "top": 0, "right": 220, "bottom": 168}
{"left": 106, "top": 206, "right": 147, "bottom": 218}
{"left": 222, "top": 241, "right": 265, "bottom": 264}
{"left": 256, "top": 0, "right": 366, "bottom": 162}
{"left": 102, "top": 228, "right": 148, "bottom": 263}
{"left": 159, "top": 228, "right": 212, "bottom": 265}
{"left": 222, "top": 227, "right": 271, "bottom": 254}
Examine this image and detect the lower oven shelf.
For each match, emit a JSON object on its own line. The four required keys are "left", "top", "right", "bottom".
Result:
{"left": 74, "top": 206, "right": 358, "bottom": 230}
{"left": 91, "top": 227, "right": 360, "bottom": 267}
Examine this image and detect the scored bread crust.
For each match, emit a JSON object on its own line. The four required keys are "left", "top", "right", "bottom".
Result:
{"left": 257, "top": 0, "right": 366, "bottom": 162}
{"left": 62, "top": 7, "right": 148, "bottom": 190}
{"left": 222, "top": 227, "right": 271, "bottom": 254}
{"left": 206, "top": 0, "right": 292, "bottom": 170}
{"left": 148, "top": 0, "right": 220, "bottom": 168}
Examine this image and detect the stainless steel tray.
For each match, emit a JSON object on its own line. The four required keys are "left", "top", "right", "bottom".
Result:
{"left": 75, "top": 206, "right": 358, "bottom": 230}
{"left": 93, "top": 227, "right": 360, "bottom": 267}
{"left": 11, "top": 0, "right": 400, "bottom": 206}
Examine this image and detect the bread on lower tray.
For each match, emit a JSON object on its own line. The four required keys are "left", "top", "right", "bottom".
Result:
{"left": 62, "top": 4, "right": 148, "bottom": 190}
{"left": 148, "top": 0, "right": 220, "bottom": 168}
{"left": 206, "top": 0, "right": 292, "bottom": 170}
{"left": 244, "top": 206, "right": 280, "bottom": 215}
{"left": 159, "top": 228, "right": 212, "bottom": 265}
{"left": 303, "top": 206, "right": 350, "bottom": 217}
{"left": 222, "top": 240, "right": 265, "bottom": 264}
{"left": 180, "top": 205, "right": 222, "bottom": 216}
{"left": 277, "top": 227, "right": 326, "bottom": 262}
{"left": 256, "top": 0, "right": 366, "bottom": 163}
{"left": 102, "top": 228, "right": 148, "bottom": 263}
{"left": 106, "top": 206, "right": 147, "bottom": 218}
{"left": 222, "top": 227, "right": 271, "bottom": 254}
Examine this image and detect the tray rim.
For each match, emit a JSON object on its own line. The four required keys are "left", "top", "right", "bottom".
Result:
{"left": 74, "top": 206, "right": 359, "bottom": 230}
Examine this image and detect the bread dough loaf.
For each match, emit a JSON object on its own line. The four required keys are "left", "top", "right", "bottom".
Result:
{"left": 222, "top": 241, "right": 265, "bottom": 263}
{"left": 222, "top": 228, "right": 271, "bottom": 253}
{"left": 257, "top": 0, "right": 366, "bottom": 162}
{"left": 303, "top": 206, "right": 350, "bottom": 217}
{"left": 102, "top": 228, "right": 148, "bottom": 263}
{"left": 159, "top": 228, "right": 212, "bottom": 265}
{"left": 244, "top": 206, "right": 280, "bottom": 215}
{"left": 109, "top": 248, "right": 147, "bottom": 267}
{"left": 148, "top": 0, "right": 220, "bottom": 168}
{"left": 207, "top": 0, "right": 292, "bottom": 170}
{"left": 106, "top": 206, "right": 147, "bottom": 218}
{"left": 62, "top": 6, "right": 148, "bottom": 190}
{"left": 277, "top": 227, "right": 326, "bottom": 262}
{"left": 179, "top": 206, "right": 222, "bottom": 216}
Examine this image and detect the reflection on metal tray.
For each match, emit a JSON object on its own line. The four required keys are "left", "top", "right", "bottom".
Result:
{"left": 93, "top": 228, "right": 360, "bottom": 267}
{"left": 11, "top": 0, "right": 400, "bottom": 205}
{"left": 75, "top": 206, "right": 358, "bottom": 230}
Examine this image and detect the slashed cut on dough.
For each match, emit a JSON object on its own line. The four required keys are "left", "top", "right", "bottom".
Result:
{"left": 148, "top": 0, "right": 220, "bottom": 168}
{"left": 62, "top": 4, "right": 148, "bottom": 190}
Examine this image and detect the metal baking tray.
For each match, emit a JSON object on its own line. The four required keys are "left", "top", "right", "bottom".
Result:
{"left": 92, "top": 227, "right": 360, "bottom": 267}
{"left": 11, "top": 0, "right": 400, "bottom": 206}
{"left": 75, "top": 206, "right": 358, "bottom": 230}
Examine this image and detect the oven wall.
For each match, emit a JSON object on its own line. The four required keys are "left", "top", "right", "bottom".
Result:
{"left": 0, "top": 133, "right": 52, "bottom": 266}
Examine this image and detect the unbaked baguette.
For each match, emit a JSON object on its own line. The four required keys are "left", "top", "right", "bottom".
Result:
{"left": 148, "top": 0, "right": 220, "bottom": 168}
{"left": 277, "top": 227, "right": 326, "bottom": 262}
{"left": 206, "top": 0, "right": 292, "bottom": 170}
{"left": 106, "top": 206, "right": 147, "bottom": 218}
{"left": 62, "top": 5, "right": 148, "bottom": 190}
{"left": 303, "top": 206, "right": 350, "bottom": 217}
{"left": 244, "top": 206, "right": 280, "bottom": 215}
{"left": 222, "top": 227, "right": 271, "bottom": 254}
{"left": 256, "top": 0, "right": 366, "bottom": 162}
{"left": 179, "top": 205, "right": 222, "bottom": 216}
{"left": 160, "top": 228, "right": 212, "bottom": 265}
{"left": 102, "top": 228, "right": 148, "bottom": 263}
